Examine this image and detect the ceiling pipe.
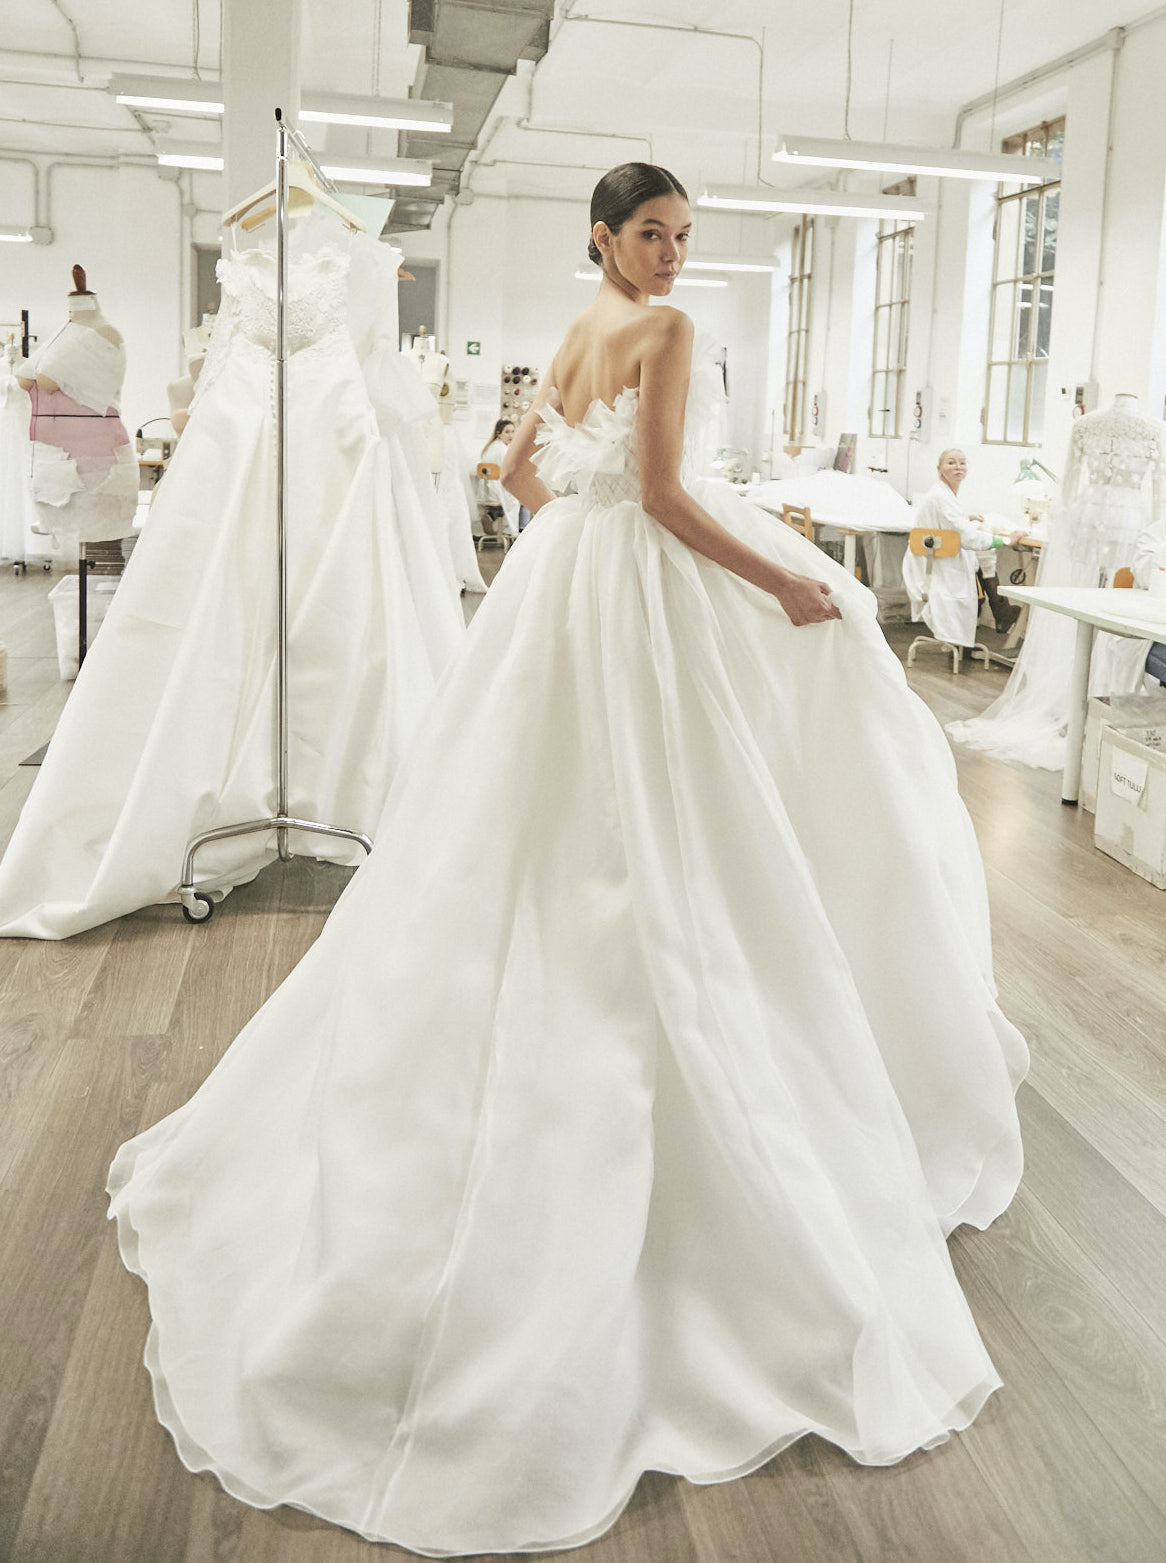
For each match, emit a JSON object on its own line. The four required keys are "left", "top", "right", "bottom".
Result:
{"left": 0, "top": 154, "right": 40, "bottom": 226}
{"left": 555, "top": 9, "right": 766, "bottom": 184}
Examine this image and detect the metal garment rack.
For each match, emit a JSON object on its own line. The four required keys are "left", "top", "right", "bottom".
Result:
{"left": 178, "top": 109, "right": 373, "bottom": 923}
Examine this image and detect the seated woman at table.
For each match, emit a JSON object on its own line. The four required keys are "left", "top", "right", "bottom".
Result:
{"left": 903, "top": 448, "right": 1024, "bottom": 647}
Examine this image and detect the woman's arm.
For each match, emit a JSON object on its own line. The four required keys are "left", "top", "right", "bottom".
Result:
{"left": 500, "top": 370, "right": 559, "bottom": 514}
{"left": 637, "top": 311, "right": 840, "bottom": 625}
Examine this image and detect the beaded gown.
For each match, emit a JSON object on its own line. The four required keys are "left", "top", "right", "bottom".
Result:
{"left": 108, "top": 331, "right": 1026, "bottom": 1556}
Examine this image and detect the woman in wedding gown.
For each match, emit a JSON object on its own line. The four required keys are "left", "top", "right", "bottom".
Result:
{"left": 108, "top": 165, "right": 1026, "bottom": 1557}
{"left": 0, "top": 219, "right": 463, "bottom": 939}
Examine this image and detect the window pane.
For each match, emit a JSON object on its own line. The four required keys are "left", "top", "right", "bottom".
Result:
{"left": 1021, "top": 193, "right": 1040, "bottom": 275}
{"left": 1006, "top": 364, "right": 1028, "bottom": 443}
{"left": 870, "top": 374, "right": 888, "bottom": 437}
{"left": 991, "top": 283, "right": 1014, "bottom": 360}
{"left": 996, "top": 198, "right": 1020, "bottom": 280}
{"left": 889, "top": 371, "right": 904, "bottom": 437}
{"left": 1036, "top": 281, "right": 1054, "bottom": 357}
{"left": 1028, "top": 359, "right": 1048, "bottom": 444}
{"left": 986, "top": 365, "right": 1008, "bottom": 442}
{"left": 1041, "top": 189, "right": 1059, "bottom": 272}
{"left": 898, "top": 231, "right": 913, "bottom": 301}
{"left": 874, "top": 308, "right": 890, "bottom": 370}
{"left": 1015, "top": 280, "right": 1035, "bottom": 358}
{"left": 876, "top": 245, "right": 893, "bottom": 306}
{"left": 894, "top": 301, "right": 909, "bottom": 370}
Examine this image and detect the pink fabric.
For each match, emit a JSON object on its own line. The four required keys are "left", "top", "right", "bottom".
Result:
{"left": 29, "top": 382, "right": 130, "bottom": 483}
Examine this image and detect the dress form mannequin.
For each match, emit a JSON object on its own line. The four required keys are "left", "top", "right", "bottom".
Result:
{"left": 1062, "top": 393, "right": 1163, "bottom": 574}
{"left": 166, "top": 320, "right": 215, "bottom": 436}
{"left": 18, "top": 265, "right": 137, "bottom": 547}
{"left": 948, "top": 391, "right": 1165, "bottom": 767}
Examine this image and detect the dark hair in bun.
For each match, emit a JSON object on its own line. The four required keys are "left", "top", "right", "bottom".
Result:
{"left": 588, "top": 162, "right": 688, "bottom": 267}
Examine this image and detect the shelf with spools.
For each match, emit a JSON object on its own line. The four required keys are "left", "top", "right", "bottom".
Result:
{"left": 500, "top": 364, "right": 539, "bottom": 419}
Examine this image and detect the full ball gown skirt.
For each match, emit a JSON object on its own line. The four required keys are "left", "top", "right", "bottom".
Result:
{"left": 109, "top": 342, "right": 1027, "bottom": 1556}
{"left": 0, "top": 246, "right": 463, "bottom": 939}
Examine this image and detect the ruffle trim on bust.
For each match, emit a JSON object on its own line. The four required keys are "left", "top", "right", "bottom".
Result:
{"left": 532, "top": 329, "right": 725, "bottom": 494}
{"left": 532, "top": 387, "right": 638, "bottom": 492}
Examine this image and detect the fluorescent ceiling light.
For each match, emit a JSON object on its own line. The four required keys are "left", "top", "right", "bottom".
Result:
{"left": 699, "top": 184, "right": 929, "bottom": 221}
{"left": 573, "top": 268, "right": 728, "bottom": 288}
{"left": 111, "top": 74, "right": 224, "bottom": 115}
{"left": 301, "top": 92, "right": 453, "bottom": 133}
{"left": 0, "top": 225, "right": 33, "bottom": 243}
{"left": 157, "top": 147, "right": 224, "bottom": 172}
{"left": 319, "top": 158, "right": 432, "bottom": 188}
{"left": 685, "top": 255, "right": 779, "bottom": 273}
{"left": 112, "top": 76, "right": 451, "bottom": 135}
{"left": 153, "top": 147, "right": 431, "bottom": 187}
{"left": 774, "top": 134, "right": 1060, "bottom": 184}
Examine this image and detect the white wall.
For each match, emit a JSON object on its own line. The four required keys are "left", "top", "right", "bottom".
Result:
{"left": 0, "top": 160, "right": 186, "bottom": 437}
{"left": 794, "top": 12, "right": 1166, "bottom": 521}
{"left": 402, "top": 194, "right": 777, "bottom": 466}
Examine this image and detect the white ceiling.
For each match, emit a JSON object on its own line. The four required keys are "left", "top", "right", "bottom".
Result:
{"left": 0, "top": 0, "right": 1156, "bottom": 198}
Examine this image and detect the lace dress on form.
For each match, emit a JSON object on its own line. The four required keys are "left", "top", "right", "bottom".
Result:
{"left": 108, "top": 330, "right": 1025, "bottom": 1556}
{"left": 948, "top": 406, "right": 1164, "bottom": 769}
{"left": 0, "top": 227, "right": 462, "bottom": 939}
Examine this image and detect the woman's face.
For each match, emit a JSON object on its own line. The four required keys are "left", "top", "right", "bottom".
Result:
{"left": 938, "top": 450, "right": 968, "bottom": 488}
{"left": 595, "top": 194, "right": 692, "bottom": 297}
{"left": 499, "top": 423, "right": 515, "bottom": 445}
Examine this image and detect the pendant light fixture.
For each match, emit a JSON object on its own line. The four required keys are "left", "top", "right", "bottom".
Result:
{"left": 697, "top": 186, "right": 929, "bottom": 221}
{"left": 110, "top": 76, "right": 453, "bottom": 135}
{"left": 773, "top": 0, "right": 1052, "bottom": 186}
{"left": 772, "top": 135, "right": 1059, "bottom": 185}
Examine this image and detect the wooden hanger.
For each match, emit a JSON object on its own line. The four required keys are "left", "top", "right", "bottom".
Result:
{"left": 222, "top": 161, "right": 366, "bottom": 234}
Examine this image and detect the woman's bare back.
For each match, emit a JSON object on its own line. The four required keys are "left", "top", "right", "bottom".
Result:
{"left": 549, "top": 299, "right": 686, "bottom": 427}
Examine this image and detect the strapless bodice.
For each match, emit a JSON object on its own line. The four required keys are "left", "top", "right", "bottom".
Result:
{"left": 532, "top": 331, "right": 725, "bottom": 504}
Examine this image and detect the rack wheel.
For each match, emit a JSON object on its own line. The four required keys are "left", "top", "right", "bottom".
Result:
{"left": 181, "top": 892, "right": 215, "bottom": 924}
{"left": 42, "top": 560, "right": 51, "bottom": 572}
{"left": 13, "top": 561, "right": 25, "bottom": 577}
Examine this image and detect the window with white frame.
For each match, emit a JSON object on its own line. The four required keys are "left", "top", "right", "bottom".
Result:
{"left": 784, "top": 220, "right": 814, "bottom": 442}
{"left": 869, "top": 183, "right": 915, "bottom": 439}
{"left": 983, "top": 118, "right": 1064, "bottom": 446}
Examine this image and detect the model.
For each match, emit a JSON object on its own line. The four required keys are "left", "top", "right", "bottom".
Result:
{"left": 108, "top": 164, "right": 1027, "bottom": 1557}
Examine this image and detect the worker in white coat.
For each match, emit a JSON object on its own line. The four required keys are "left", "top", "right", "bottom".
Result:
{"left": 903, "top": 448, "right": 1024, "bottom": 647}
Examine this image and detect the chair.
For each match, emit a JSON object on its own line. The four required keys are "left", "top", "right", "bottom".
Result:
{"left": 781, "top": 503, "right": 814, "bottom": 539}
{"left": 905, "top": 527, "right": 989, "bottom": 674}
{"left": 475, "top": 462, "right": 513, "bottom": 553}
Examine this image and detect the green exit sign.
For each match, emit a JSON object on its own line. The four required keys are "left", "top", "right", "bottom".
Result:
{"left": 466, "top": 340, "right": 481, "bottom": 356}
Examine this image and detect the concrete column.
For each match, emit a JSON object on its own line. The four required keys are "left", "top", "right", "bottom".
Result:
{"left": 222, "top": 0, "right": 302, "bottom": 209}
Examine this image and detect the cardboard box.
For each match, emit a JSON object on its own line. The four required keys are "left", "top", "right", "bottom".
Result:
{"left": 1094, "top": 724, "right": 1166, "bottom": 889}
{"left": 1081, "top": 693, "right": 1166, "bottom": 813}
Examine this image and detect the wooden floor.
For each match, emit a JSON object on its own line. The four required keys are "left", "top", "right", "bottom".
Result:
{"left": 1, "top": 563, "right": 1165, "bottom": 1563}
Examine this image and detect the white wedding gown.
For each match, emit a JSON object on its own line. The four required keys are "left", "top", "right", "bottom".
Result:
{"left": 109, "top": 335, "right": 1027, "bottom": 1557}
{"left": 0, "top": 238, "right": 463, "bottom": 939}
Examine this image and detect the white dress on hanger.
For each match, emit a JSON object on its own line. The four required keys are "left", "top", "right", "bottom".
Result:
{"left": 0, "top": 345, "right": 40, "bottom": 563}
{"left": 0, "top": 231, "right": 463, "bottom": 940}
{"left": 108, "top": 332, "right": 1026, "bottom": 1557}
{"left": 948, "top": 407, "right": 1162, "bottom": 769}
